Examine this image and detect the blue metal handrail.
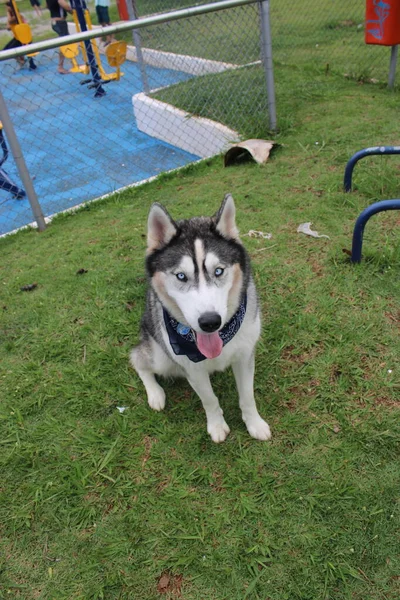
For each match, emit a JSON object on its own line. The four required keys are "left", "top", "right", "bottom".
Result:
{"left": 351, "top": 199, "right": 400, "bottom": 263}
{"left": 344, "top": 146, "right": 400, "bottom": 192}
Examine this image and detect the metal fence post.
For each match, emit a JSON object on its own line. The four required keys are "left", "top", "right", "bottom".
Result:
{"left": 128, "top": 0, "right": 150, "bottom": 94}
{"left": 388, "top": 45, "right": 398, "bottom": 89}
{"left": 0, "top": 88, "right": 46, "bottom": 232}
{"left": 258, "top": 0, "right": 277, "bottom": 132}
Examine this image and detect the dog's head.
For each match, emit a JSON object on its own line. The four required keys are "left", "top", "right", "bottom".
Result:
{"left": 145, "top": 195, "right": 250, "bottom": 358}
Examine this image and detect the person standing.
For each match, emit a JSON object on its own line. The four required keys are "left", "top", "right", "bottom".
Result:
{"left": 29, "top": 0, "right": 43, "bottom": 18}
{"left": 46, "top": 0, "right": 72, "bottom": 73}
{"left": 95, "top": 0, "right": 113, "bottom": 45}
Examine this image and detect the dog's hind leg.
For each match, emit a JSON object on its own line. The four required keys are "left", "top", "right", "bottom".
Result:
{"left": 186, "top": 373, "right": 230, "bottom": 443}
{"left": 130, "top": 345, "right": 166, "bottom": 411}
{"left": 232, "top": 353, "right": 271, "bottom": 441}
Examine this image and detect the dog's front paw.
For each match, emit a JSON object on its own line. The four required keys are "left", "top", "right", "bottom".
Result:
{"left": 208, "top": 419, "right": 230, "bottom": 443}
{"left": 246, "top": 417, "right": 272, "bottom": 441}
{"left": 147, "top": 387, "right": 166, "bottom": 411}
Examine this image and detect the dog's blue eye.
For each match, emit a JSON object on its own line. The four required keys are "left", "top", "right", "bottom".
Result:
{"left": 215, "top": 267, "right": 224, "bottom": 277}
{"left": 176, "top": 272, "right": 187, "bottom": 282}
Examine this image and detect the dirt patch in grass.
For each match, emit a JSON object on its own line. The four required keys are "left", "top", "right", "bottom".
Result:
{"left": 157, "top": 572, "right": 184, "bottom": 597}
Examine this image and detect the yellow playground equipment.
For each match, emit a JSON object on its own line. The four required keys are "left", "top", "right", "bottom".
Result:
{"left": 69, "top": 8, "right": 127, "bottom": 82}
{"left": 60, "top": 43, "right": 89, "bottom": 74}
{"left": 61, "top": 39, "right": 127, "bottom": 80}
{"left": 104, "top": 40, "right": 127, "bottom": 81}
{"left": 8, "top": 0, "right": 38, "bottom": 68}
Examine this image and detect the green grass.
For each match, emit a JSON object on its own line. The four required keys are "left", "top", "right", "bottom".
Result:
{"left": 1, "top": 62, "right": 400, "bottom": 599}
{"left": 154, "top": 65, "right": 270, "bottom": 139}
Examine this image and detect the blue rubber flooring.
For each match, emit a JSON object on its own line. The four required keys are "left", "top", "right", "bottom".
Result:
{"left": 0, "top": 50, "right": 199, "bottom": 234}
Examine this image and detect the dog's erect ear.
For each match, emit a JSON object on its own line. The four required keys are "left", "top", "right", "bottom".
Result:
{"left": 147, "top": 203, "right": 177, "bottom": 253}
{"left": 215, "top": 194, "right": 240, "bottom": 241}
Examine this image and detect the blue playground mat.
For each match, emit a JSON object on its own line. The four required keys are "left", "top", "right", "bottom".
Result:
{"left": 0, "top": 50, "right": 199, "bottom": 235}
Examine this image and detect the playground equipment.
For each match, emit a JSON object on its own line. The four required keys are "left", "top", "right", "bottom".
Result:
{"left": 61, "top": 39, "right": 126, "bottom": 79}
{"left": 69, "top": 0, "right": 127, "bottom": 96}
{"left": 0, "top": 122, "right": 26, "bottom": 199}
{"left": 60, "top": 43, "right": 89, "bottom": 74}
{"left": 7, "top": 0, "right": 38, "bottom": 70}
{"left": 104, "top": 40, "right": 127, "bottom": 81}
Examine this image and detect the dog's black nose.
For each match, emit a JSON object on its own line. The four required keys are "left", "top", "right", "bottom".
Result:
{"left": 198, "top": 312, "right": 221, "bottom": 333}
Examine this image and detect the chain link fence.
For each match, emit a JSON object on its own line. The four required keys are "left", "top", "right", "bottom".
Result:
{"left": 269, "top": 0, "right": 391, "bottom": 82}
{"left": 134, "top": 0, "right": 391, "bottom": 82}
{"left": 0, "top": 0, "right": 395, "bottom": 235}
{"left": 0, "top": 0, "right": 269, "bottom": 235}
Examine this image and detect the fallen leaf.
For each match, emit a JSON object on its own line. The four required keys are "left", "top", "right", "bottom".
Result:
{"left": 157, "top": 573, "right": 170, "bottom": 593}
{"left": 156, "top": 572, "right": 183, "bottom": 596}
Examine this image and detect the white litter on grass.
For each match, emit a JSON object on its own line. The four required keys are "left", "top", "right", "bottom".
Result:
{"left": 224, "top": 139, "right": 277, "bottom": 166}
{"left": 297, "top": 222, "right": 330, "bottom": 239}
{"left": 388, "top": 369, "right": 393, "bottom": 374}
{"left": 116, "top": 406, "right": 128, "bottom": 413}
{"left": 243, "top": 230, "right": 273, "bottom": 239}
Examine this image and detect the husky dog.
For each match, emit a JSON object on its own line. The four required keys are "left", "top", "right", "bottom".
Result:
{"left": 130, "top": 194, "right": 271, "bottom": 443}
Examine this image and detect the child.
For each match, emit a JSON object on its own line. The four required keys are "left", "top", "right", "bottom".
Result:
{"left": 95, "top": 0, "right": 113, "bottom": 45}
{"left": 3, "top": 2, "right": 26, "bottom": 66}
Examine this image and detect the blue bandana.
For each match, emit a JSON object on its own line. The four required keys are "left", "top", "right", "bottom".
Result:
{"left": 163, "top": 296, "right": 247, "bottom": 363}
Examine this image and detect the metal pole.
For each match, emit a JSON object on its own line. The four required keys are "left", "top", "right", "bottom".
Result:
{"left": 388, "top": 45, "right": 398, "bottom": 89}
{"left": 127, "top": 0, "right": 150, "bottom": 94}
{"left": 351, "top": 199, "right": 400, "bottom": 263}
{"left": 72, "top": 0, "right": 106, "bottom": 97}
{"left": 0, "top": 88, "right": 46, "bottom": 231}
{"left": 344, "top": 145, "right": 400, "bottom": 192}
{"left": 258, "top": 0, "right": 277, "bottom": 132}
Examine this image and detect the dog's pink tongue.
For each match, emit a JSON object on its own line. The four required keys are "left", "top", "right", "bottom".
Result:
{"left": 196, "top": 332, "right": 223, "bottom": 359}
